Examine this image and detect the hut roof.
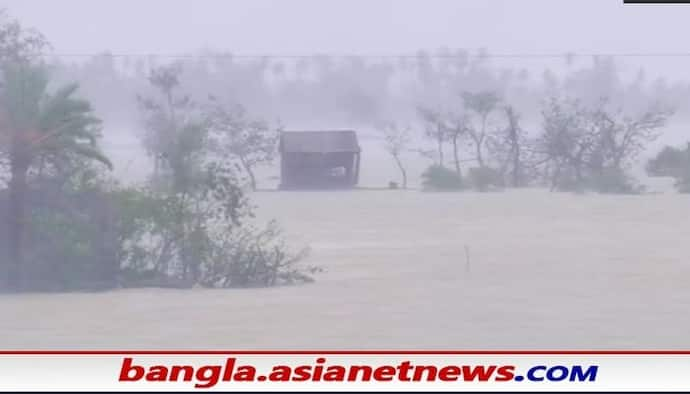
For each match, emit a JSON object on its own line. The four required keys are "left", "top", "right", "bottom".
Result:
{"left": 280, "top": 130, "right": 360, "bottom": 153}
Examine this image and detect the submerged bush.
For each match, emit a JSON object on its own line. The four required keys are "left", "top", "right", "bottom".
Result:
{"left": 677, "top": 176, "right": 690, "bottom": 193}
{"left": 421, "top": 165, "right": 463, "bottom": 191}
{"left": 646, "top": 145, "right": 690, "bottom": 178}
{"left": 468, "top": 166, "right": 504, "bottom": 192}
{"left": 113, "top": 187, "right": 320, "bottom": 289}
{"left": 0, "top": 175, "right": 120, "bottom": 291}
{"left": 647, "top": 144, "right": 690, "bottom": 193}
{"left": 547, "top": 165, "right": 642, "bottom": 195}
{"left": 201, "top": 220, "right": 319, "bottom": 288}
{"left": 111, "top": 162, "right": 319, "bottom": 289}
{"left": 588, "top": 168, "right": 643, "bottom": 195}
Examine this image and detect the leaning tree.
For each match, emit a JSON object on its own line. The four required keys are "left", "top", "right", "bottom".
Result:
{"left": 206, "top": 98, "right": 279, "bottom": 191}
{"left": 417, "top": 106, "right": 448, "bottom": 167}
{"left": 462, "top": 90, "right": 501, "bottom": 168}
{"left": 378, "top": 122, "right": 411, "bottom": 189}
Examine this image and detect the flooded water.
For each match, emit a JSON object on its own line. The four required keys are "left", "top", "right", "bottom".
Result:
{"left": 1, "top": 189, "right": 689, "bottom": 349}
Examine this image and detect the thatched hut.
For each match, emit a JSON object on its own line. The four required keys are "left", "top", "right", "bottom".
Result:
{"left": 279, "top": 130, "right": 361, "bottom": 189}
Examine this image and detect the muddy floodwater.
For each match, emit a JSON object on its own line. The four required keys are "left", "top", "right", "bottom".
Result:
{"left": 1, "top": 189, "right": 689, "bottom": 349}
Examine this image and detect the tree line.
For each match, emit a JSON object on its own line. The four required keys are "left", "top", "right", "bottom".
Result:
{"left": 45, "top": 45, "right": 690, "bottom": 131}
{"left": 378, "top": 90, "right": 680, "bottom": 194}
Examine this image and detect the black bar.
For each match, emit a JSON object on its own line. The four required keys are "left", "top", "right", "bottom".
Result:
{"left": 624, "top": 0, "right": 690, "bottom": 3}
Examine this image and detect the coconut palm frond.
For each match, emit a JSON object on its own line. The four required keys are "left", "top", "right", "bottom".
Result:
{"left": 1, "top": 64, "right": 112, "bottom": 173}
{"left": 65, "top": 142, "right": 113, "bottom": 170}
{"left": 39, "top": 84, "right": 95, "bottom": 132}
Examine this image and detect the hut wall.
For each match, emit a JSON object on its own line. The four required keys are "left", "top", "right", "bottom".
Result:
{"left": 281, "top": 152, "right": 358, "bottom": 189}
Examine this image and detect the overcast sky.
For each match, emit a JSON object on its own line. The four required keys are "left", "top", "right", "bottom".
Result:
{"left": 2, "top": 0, "right": 689, "bottom": 54}
{"left": 4, "top": 0, "right": 690, "bottom": 77}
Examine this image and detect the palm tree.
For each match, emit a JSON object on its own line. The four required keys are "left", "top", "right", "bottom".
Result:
{"left": 1, "top": 62, "right": 112, "bottom": 288}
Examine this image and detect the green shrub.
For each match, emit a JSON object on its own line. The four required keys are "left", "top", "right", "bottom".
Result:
{"left": 647, "top": 144, "right": 690, "bottom": 193}
{"left": 200, "top": 220, "right": 319, "bottom": 288}
{"left": 421, "top": 165, "right": 463, "bottom": 191}
{"left": 588, "top": 167, "right": 643, "bottom": 195}
{"left": 548, "top": 166, "right": 642, "bottom": 195}
{"left": 110, "top": 164, "right": 319, "bottom": 289}
{"left": 468, "top": 166, "right": 504, "bottom": 192}
{"left": 646, "top": 145, "right": 690, "bottom": 178}
{"left": 10, "top": 180, "right": 121, "bottom": 291}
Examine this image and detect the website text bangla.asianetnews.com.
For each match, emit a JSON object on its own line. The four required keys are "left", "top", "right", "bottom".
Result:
{"left": 4, "top": 351, "right": 690, "bottom": 391}
{"left": 119, "top": 357, "right": 598, "bottom": 388}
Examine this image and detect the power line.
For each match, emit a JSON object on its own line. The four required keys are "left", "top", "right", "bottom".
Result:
{"left": 38, "top": 51, "right": 690, "bottom": 60}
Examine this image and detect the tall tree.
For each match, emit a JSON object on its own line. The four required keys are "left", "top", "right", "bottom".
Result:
{"left": 1, "top": 63, "right": 111, "bottom": 288}
{"left": 462, "top": 90, "right": 500, "bottom": 168}
{"left": 137, "top": 65, "right": 209, "bottom": 280}
{"left": 0, "top": 10, "right": 47, "bottom": 63}
{"left": 538, "top": 97, "right": 597, "bottom": 189}
{"left": 138, "top": 64, "right": 207, "bottom": 193}
{"left": 490, "top": 105, "right": 528, "bottom": 187}
{"left": 588, "top": 102, "right": 670, "bottom": 175}
{"left": 378, "top": 122, "right": 411, "bottom": 189}
{"left": 417, "top": 106, "right": 447, "bottom": 167}
{"left": 505, "top": 106, "right": 525, "bottom": 187}
{"left": 538, "top": 96, "right": 671, "bottom": 192}
{"left": 444, "top": 111, "right": 469, "bottom": 176}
